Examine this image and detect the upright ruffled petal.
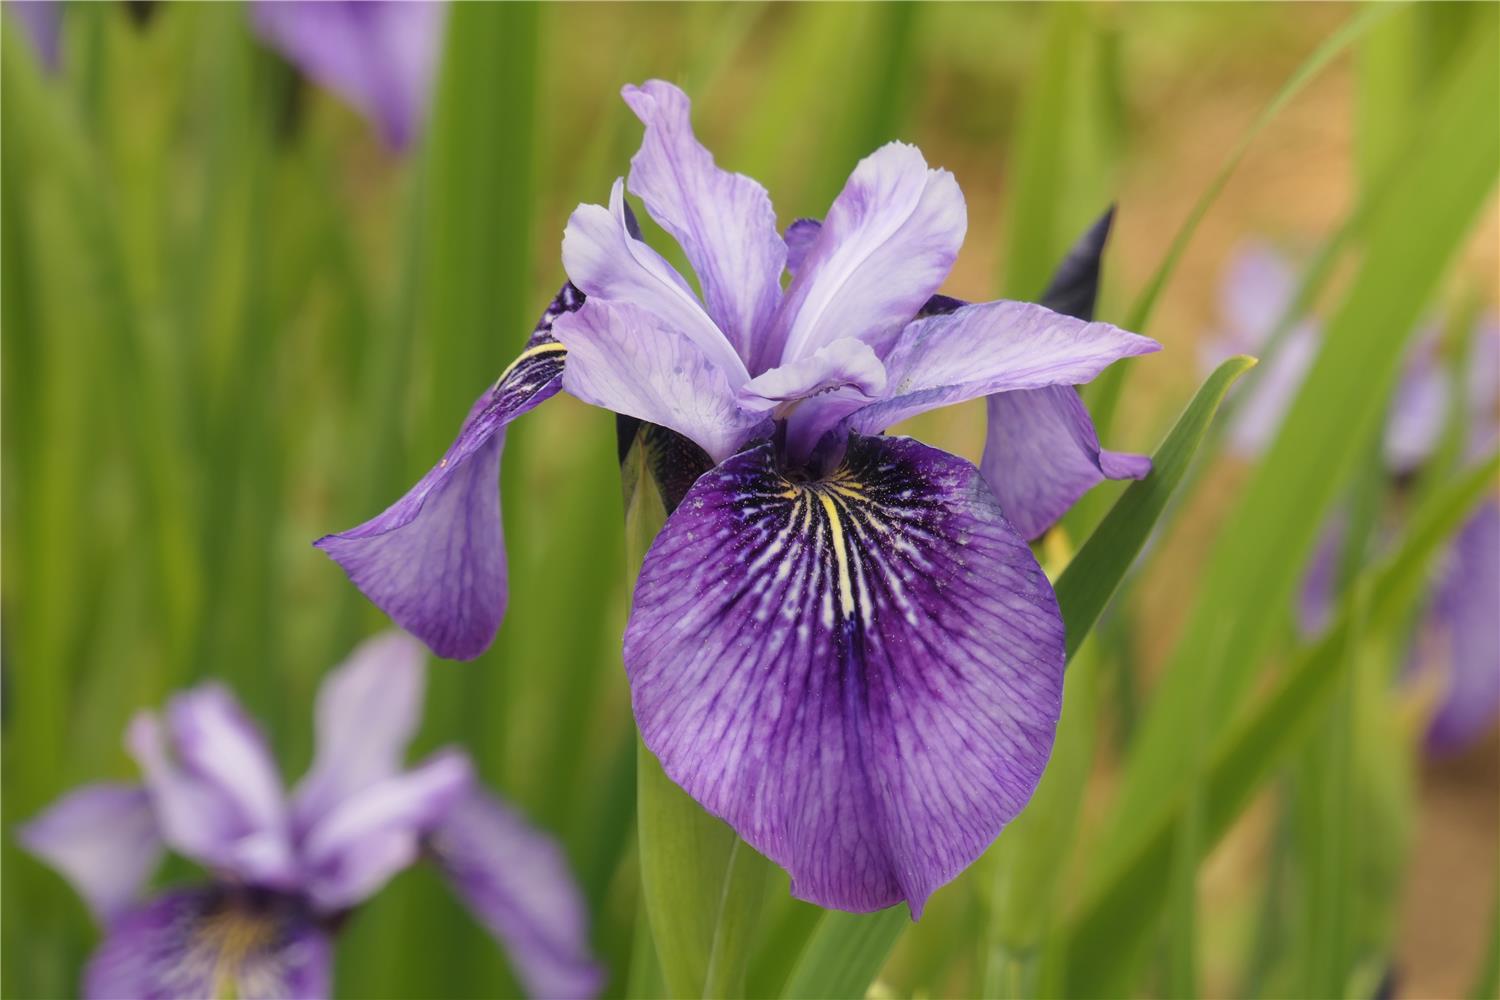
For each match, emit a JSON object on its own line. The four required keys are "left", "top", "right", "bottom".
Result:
{"left": 769, "top": 143, "right": 966, "bottom": 365}
{"left": 84, "top": 887, "right": 331, "bottom": 1000}
{"left": 292, "top": 632, "right": 427, "bottom": 832}
{"left": 1419, "top": 500, "right": 1500, "bottom": 754}
{"left": 300, "top": 749, "right": 472, "bottom": 911}
{"left": 621, "top": 80, "right": 786, "bottom": 369}
{"left": 625, "top": 436, "right": 1066, "bottom": 914}
{"left": 846, "top": 299, "right": 1158, "bottom": 435}
{"left": 429, "top": 789, "right": 603, "bottom": 999}
{"left": 250, "top": 1, "right": 446, "bottom": 150}
{"left": 553, "top": 299, "right": 764, "bottom": 463}
{"left": 563, "top": 180, "right": 749, "bottom": 382}
{"left": 316, "top": 286, "right": 579, "bottom": 660}
{"left": 17, "top": 784, "right": 164, "bottom": 925}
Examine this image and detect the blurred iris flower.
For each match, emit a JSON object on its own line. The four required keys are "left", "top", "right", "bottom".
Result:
{"left": 319, "top": 80, "right": 1156, "bottom": 915}
{"left": 250, "top": 0, "right": 446, "bottom": 151}
{"left": 17, "top": 633, "right": 601, "bottom": 1000}
{"left": 1206, "top": 242, "right": 1500, "bottom": 754}
{"left": 4, "top": 0, "right": 62, "bottom": 72}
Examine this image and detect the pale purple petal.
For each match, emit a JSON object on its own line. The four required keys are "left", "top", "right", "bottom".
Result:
{"left": 1465, "top": 316, "right": 1499, "bottom": 461}
{"left": 621, "top": 80, "right": 785, "bottom": 370}
{"left": 250, "top": 1, "right": 446, "bottom": 151}
{"left": 316, "top": 288, "right": 575, "bottom": 660}
{"left": 84, "top": 888, "right": 331, "bottom": 1000}
{"left": 6, "top": 0, "right": 61, "bottom": 72}
{"left": 737, "top": 337, "right": 889, "bottom": 464}
{"left": 1384, "top": 351, "right": 1450, "bottom": 476}
{"left": 783, "top": 218, "right": 821, "bottom": 277}
{"left": 846, "top": 299, "right": 1159, "bottom": 434}
{"left": 1219, "top": 241, "right": 1298, "bottom": 349}
{"left": 980, "top": 387, "right": 1150, "bottom": 540}
{"left": 625, "top": 436, "right": 1066, "bottom": 915}
{"left": 1419, "top": 500, "right": 1500, "bottom": 754}
{"left": 292, "top": 631, "right": 427, "bottom": 832}
{"left": 1216, "top": 320, "right": 1320, "bottom": 458}
{"left": 769, "top": 143, "right": 966, "bottom": 365}
{"left": 562, "top": 179, "right": 749, "bottom": 382}
{"left": 429, "top": 789, "right": 603, "bottom": 999}
{"left": 17, "top": 784, "right": 164, "bottom": 925}
{"left": 300, "top": 748, "right": 472, "bottom": 911}
{"left": 554, "top": 299, "right": 763, "bottom": 463}
{"left": 1296, "top": 515, "right": 1345, "bottom": 638}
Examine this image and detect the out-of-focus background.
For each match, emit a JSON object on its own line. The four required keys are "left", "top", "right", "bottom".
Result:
{"left": 2, "top": 3, "right": 1496, "bottom": 998}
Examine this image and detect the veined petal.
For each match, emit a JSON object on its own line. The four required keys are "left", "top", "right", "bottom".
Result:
{"left": 301, "top": 749, "right": 472, "bottom": 911}
{"left": 17, "top": 784, "right": 164, "bottom": 925}
{"left": 847, "top": 300, "right": 1159, "bottom": 434}
{"left": 292, "top": 632, "right": 427, "bottom": 833}
{"left": 770, "top": 143, "right": 966, "bottom": 365}
{"left": 429, "top": 789, "right": 603, "bottom": 999}
{"left": 1419, "top": 500, "right": 1500, "bottom": 755}
{"left": 315, "top": 285, "right": 579, "bottom": 661}
{"left": 980, "top": 387, "right": 1150, "bottom": 540}
{"left": 554, "top": 299, "right": 764, "bottom": 463}
{"left": 250, "top": 0, "right": 445, "bottom": 150}
{"left": 563, "top": 179, "right": 749, "bottom": 382}
{"left": 84, "top": 887, "right": 331, "bottom": 1000}
{"left": 625, "top": 436, "right": 1065, "bottom": 915}
{"left": 622, "top": 80, "right": 785, "bottom": 368}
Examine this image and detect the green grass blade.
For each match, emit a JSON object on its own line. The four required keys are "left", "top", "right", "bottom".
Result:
{"left": 702, "top": 838, "right": 774, "bottom": 999}
{"left": 779, "top": 908, "right": 909, "bottom": 1000}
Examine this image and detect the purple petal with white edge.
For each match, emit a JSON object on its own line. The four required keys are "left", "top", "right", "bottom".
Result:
{"left": 846, "top": 299, "right": 1159, "bottom": 435}
{"left": 563, "top": 179, "right": 749, "bottom": 382}
{"left": 6, "top": 0, "right": 62, "bottom": 73}
{"left": 316, "top": 287, "right": 577, "bottom": 660}
{"left": 1220, "top": 241, "right": 1298, "bottom": 349}
{"left": 301, "top": 748, "right": 472, "bottom": 911}
{"left": 1418, "top": 500, "right": 1500, "bottom": 755}
{"left": 625, "top": 435, "right": 1066, "bottom": 914}
{"left": 429, "top": 789, "right": 603, "bottom": 999}
{"left": 979, "top": 387, "right": 1150, "bottom": 541}
{"left": 769, "top": 143, "right": 966, "bottom": 365}
{"left": 554, "top": 299, "right": 764, "bottom": 463}
{"left": 17, "top": 784, "right": 164, "bottom": 925}
{"left": 783, "top": 218, "right": 821, "bottom": 277}
{"left": 622, "top": 80, "right": 785, "bottom": 369}
{"left": 84, "top": 887, "right": 331, "bottom": 1000}
{"left": 250, "top": 1, "right": 446, "bottom": 151}
{"left": 292, "top": 631, "right": 427, "bottom": 833}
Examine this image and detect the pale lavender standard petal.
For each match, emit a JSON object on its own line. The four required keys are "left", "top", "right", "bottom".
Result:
{"left": 429, "top": 789, "right": 603, "bottom": 999}
{"left": 1419, "top": 500, "right": 1500, "bottom": 754}
{"left": 250, "top": 0, "right": 447, "bottom": 150}
{"left": 738, "top": 338, "right": 887, "bottom": 462}
{"left": 783, "top": 218, "right": 821, "bottom": 277}
{"left": 17, "top": 784, "right": 164, "bottom": 925}
{"left": 768, "top": 143, "right": 966, "bottom": 365}
{"left": 316, "top": 285, "right": 579, "bottom": 660}
{"left": 6, "top": 0, "right": 62, "bottom": 72}
{"left": 84, "top": 888, "right": 331, "bottom": 1000}
{"left": 622, "top": 80, "right": 785, "bottom": 369}
{"left": 625, "top": 436, "right": 1066, "bottom": 915}
{"left": 292, "top": 631, "right": 427, "bottom": 832}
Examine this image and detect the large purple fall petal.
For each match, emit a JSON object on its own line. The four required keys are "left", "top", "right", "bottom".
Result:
{"left": 768, "top": 143, "right": 966, "bottom": 366}
{"left": 17, "top": 784, "right": 164, "bottom": 925}
{"left": 84, "top": 887, "right": 331, "bottom": 1000}
{"left": 429, "top": 789, "right": 603, "bottom": 999}
{"left": 980, "top": 386, "right": 1151, "bottom": 540}
{"left": 1419, "top": 500, "right": 1500, "bottom": 754}
{"left": 315, "top": 287, "right": 578, "bottom": 660}
{"left": 625, "top": 436, "right": 1066, "bottom": 915}
{"left": 621, "top": 80, "right": 785, "bottom": 369}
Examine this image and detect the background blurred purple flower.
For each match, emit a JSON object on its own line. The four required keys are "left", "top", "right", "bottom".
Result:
{"left": 17, "top": 633, "right": 601, "bottom": 1000}
{"left": 250, "top": 1, "right": 446, "bottom": 151}
{"left": 5, "top": 0, "right": 62, "bottom": 72}
{"left": 318, "top": 79, "right": 1157, "bottom": 916}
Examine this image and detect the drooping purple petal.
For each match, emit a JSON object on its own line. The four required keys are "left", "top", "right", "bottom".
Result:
{"left": 429, "top": 789, "right": 603, "bottom": 999}
{"left": 1418, "top": 500, "right": 1500, "bottom": 754}
{"left": 783, "top": 218, "right": 821, "bottom": 277}
{"left": 292, "top": 631, "right": 427, "bottom": 833}
{"left": 17, "top": 784, "right": 164, "bottom": 925}
{"left": 846, "top": 299, "right": 1159, "bottom": 435}
{"left": 554, "top": 299, "right": 763, "bottom": 463}
{"left": 6, "top": 0, "right": 61, "bottom": 73}
{"left": 316, "top": 286, "right": 579, "bottom": 661}
{"left": 979, "top": 387, "right": 1151, "bottom": 540}
{"left": 625, "top": 435, "right": 1066, "bottom": 915}
{"left": 84, "top": 887, "right": 331, "bottom": 1000}
{"left": 768, "top": 143, "right": 966, "bottom": 365}
{"left": 562, "top": 179, "right": 749, "bottom": 382}
{"left": 250, "top": 1, "right": 447, "bottom": 151}
{"left": 300, "top": 748, "right": 472, "bottom": 911}
{"left": 621, "top": 80, "right": 785, "bottom": 370}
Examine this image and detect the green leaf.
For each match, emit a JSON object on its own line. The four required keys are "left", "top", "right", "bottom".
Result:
{"left": 779, "top": 908, "right": 909, "bottom": 1000}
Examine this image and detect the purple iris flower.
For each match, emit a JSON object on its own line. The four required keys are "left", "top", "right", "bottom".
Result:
{"left": 1206, "top": 242, "right": 1500, "bottom": 754}
{"left": 249, "top": 1, "right": 446, "bottom": 151}
{"left": 17, "top": 633, "right": 602, "bottom": 1000}
{"left": 5, "top": 0, "right": 62, "bottom": 72}
{"left": 318, "top": 80, "right": 1157, "bottom": 915}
